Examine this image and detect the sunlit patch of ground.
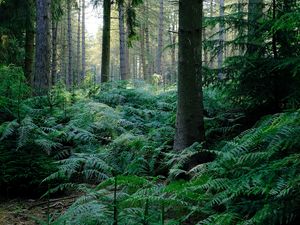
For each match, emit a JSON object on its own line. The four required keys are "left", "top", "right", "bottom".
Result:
{"left": 0, "top": 196, "right": 77, "bottom": 225}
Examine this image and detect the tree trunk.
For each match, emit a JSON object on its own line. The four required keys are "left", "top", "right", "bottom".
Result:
{"left": 51, "top": 19, "right": 58, "bottom": 86}
{"left": 118, "top": 3, "right": 127, "bottom": 80}
{"left": 174, "top": 0, "right": 205, "bottom": 152}
{"left": 209, "top": 0, "right": 214, "bottom": 67}
{"left": 24, "top": 0, "right": 34, "bottom": 84}
{"left": 155, "top": 0, "right": 164, "bottom": 75}
{"left": 101, "top": 0, "right": 111, "bottom": 83}
{"left": 67, "top": 0, "right": 73, "bottom": 88}
{"left": 247, "top": 0, "right": 263, "bottom": 55}
{"left": 218, "top": 0, "right": 225, "bottom": 79}
{"left": 203, "top": 24, "right": 208, "bottom": 67}
{"left": 145, "top": 1, "right": 151, "bottom": 80}
{"left": 61, "top": 17, "right": 67, "bottom": 84}
{"left": 82, "top": 0, "right": 86, "bottom": 81}
{"left": 34, "top": 0, "right": 51, "bottom": 95}
{"left": 76, "top": 0, "right": 81, "bottom": 86}
{"left": 140, "top": 26, "right": 147, "bottom": 80}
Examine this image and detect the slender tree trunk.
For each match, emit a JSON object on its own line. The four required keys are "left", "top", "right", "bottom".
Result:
{"left": 155, "top": 0, "right": 164, "bottom": 75}
{"left": 76, "top": 0, "right": 81, "bottom": 86}
{"left": 34, "top": 0, "right": 51, "bottom": 95}
{"left": 61, "top": 17, "right": 67, "bottom": 84}
{"left": 174, "top": 0, "right": 205, "bottom": 151}
{"left": 168, "top": 28, "right": 176, "bottom": 84}
{"left": 125, "top": 17, "right": 130, "bottom": 79}
{"left": 101, "top": 0, "right": 111, "bottom": 83}
{"left": 145, "top": 24, "right": 151, "bottom": 78}
{"left": 24, "top": 0, "right": 34, "bottom": 84}
{"left": 140, "top": 26, "right": 146, "bottom": 80}
{"left": 209, "top": 0, "right": 214, "bottom": 67}
{"left": 118, "top": 3, "right": 127, "bottom": 80}
{"left": 67, "top": 0, "right": 73, "bottom": 88}
{"left": 82, "top": 0, "right": 86, "bottom": 81}
{"left": 145, "top": 0, "right": 151, "bottom": 80}
{"left": 218, "top": 0, "right": 225, "bottom": 79}
{"left": 203, "top": 24, "right": 208, "bottom": 66}
{"left": 51, "top": 19, "right": 58, "bottom": 86}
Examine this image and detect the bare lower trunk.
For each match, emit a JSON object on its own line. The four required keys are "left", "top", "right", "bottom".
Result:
{"left": 145, "top": 0, "right": 152, "bottom": 79}
{"left": 76, "top": 0, "right": 81, "bottom": 86}
{"left": 51, "top": 19, "right": 58, "bottom": 86}
{"left": 82, "top": 0, "right": 86, "bottom": 81}
{"left": 174, "top": 0, "right": 205, "bottom": 151}
{"left": 218, "top": 0, "right": 225, "bottom": 79}
{"left": 34, "top": 0, "right": 51, "bottom": 95}
{"left": 101, "top": 0, "right": 111, "bottom": 83}
{"left": 67, "top": 0, "right": 73, "bottom": 88}
{"left": 118, "top": 3, "right": 127, "bottom": 80}
{"left": 140, "top": 26, "right": 146, "bottom": 80}
{"left": 155, "top": 0, "right": 164, "bottom": 75}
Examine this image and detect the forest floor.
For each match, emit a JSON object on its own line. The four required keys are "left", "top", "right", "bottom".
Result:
{"left": 0, "top": 196, "right": 77, "bottom": 225}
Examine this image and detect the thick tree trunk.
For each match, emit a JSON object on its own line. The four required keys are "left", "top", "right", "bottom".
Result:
{"left": 67, "top": 0, "right": 73, "bottom": 88}
{"left": 76, "top": 0, "right": 81, "bottom": 86}
{"left": 118, "top": 3, "right": 127, "bottom": 80}
{"left": 24, "top": 0, "right": 34, "bottom": 84}
{"left": 34, "top": 0, "right": 51, "bottom": 95}
{"left": 82, "top": 0, "right": 86, "bottom": 81}
{"left": 51, "top": 19, "right": 58, "bottom": 86}
{"left": 174, "top": 0, "right": 205, "bottom": 151}
{"left": 155, "top": 0, "right": 164, "bottom": 75}
{"left": 101, "top": 0, "right": 111, "bottom": 83}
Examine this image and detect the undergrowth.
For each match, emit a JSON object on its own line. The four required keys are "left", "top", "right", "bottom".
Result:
{"left": 0, "top": 69, "right": 299, "bottom": 224}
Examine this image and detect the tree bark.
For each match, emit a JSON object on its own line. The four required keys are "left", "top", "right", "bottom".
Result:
{"left": 76, "top": 0, "right": 81, "bottom": 86}
{"left": 101, "top": 0, "right": 111, "bottom": 83}
{"left": 155, "top": 0, "right": 164, "bottom": 75}
{"left": 118, "top": 3, "right": 127, "bottom": 80}
{"left": 82, "top": 0, "right": 86, "bottom": 81}
{"left": 51, "top": 18, "right": 58, "bottom": 86}
{"left": 67, "top": 0, "right": 73, "bottom": 88}
{"left": 34, "top": 0, "right": 51, "bottom": 95}
{"left": 140, "top": 26, "right": 146, "bottom": 80}
{"left": 218, "top": 0, "right": 225, "bottom": 79}
{"left": 174, "top": 0, "right": 205, "bottom": 151}
{"left": 145, "top": 0, "right": 152, "bottom": 79}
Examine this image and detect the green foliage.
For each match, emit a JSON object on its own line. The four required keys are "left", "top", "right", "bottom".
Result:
{"left": 1, "top": 80, "right": 298, "bottom": 224}
{"left": 205, "top": 0, "right": 300, "bottom": 115}
{"left": 0, "top": 65, "right": 30, "bottom": 121}
{"left": 181, "top": 110, "right": 300, "bottom": 225}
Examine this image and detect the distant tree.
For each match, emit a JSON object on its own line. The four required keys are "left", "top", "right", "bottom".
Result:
{"left": 67, "top": 0, "right": 73, "bottom": 88}
{"left": 155, "top": 0, "right": 164, "bottom": 76}
{"left": 118, "top": 1, "right": 128, "bottom": 80}
{"left": 82, "top": 0, "right": 86, "bottom": 81}
{"left": 76, "top": 0, "right": 81, "bottom": 85}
